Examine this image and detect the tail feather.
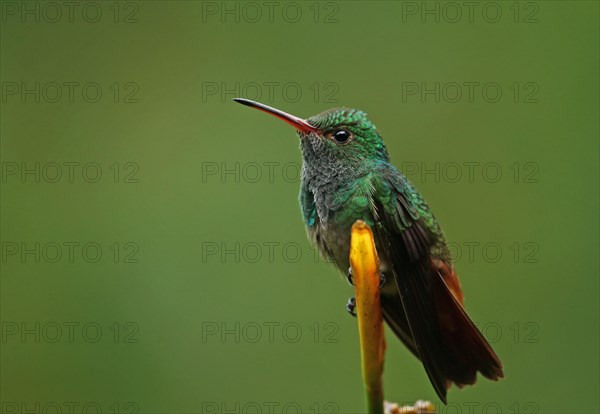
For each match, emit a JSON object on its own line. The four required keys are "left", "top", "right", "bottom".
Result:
{"left": 432, "top": 263, "right": 504, "bottom": 385}
{"left": 382, "top": 259, "right": 503, "bottom": 402}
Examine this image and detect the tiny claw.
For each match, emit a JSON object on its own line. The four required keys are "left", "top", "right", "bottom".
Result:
{"left": 346, "top": 297, "right": 356, "bottom": 317}
{"left": 379, "top": 272, "right": 387, "bottom": 288}
{"left": 347, "top": 267, "right": 354, "bottom": 286}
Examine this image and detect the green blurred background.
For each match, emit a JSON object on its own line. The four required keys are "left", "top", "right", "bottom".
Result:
{"left": 1, "top": 1, "right": 598, "bottom": 413}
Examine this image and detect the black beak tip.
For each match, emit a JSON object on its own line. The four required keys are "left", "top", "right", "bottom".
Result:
{"left": 233, "top": 98, "right": 252, "bottom": 106}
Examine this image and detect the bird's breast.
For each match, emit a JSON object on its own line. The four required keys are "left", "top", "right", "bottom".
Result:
{"left": 308, "top": 205, "right": 392, "bottom": 276}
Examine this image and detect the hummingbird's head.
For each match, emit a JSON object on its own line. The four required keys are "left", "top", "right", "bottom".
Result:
{"left": 303, "top": 107, "right": 389, "bottom": 162}
{"left": 233, "top": 99, "right": 390, "bottom": 169}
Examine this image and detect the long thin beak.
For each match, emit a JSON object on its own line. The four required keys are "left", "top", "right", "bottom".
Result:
{"left": 233, "top": 98, "right": 318, "bottom": 134}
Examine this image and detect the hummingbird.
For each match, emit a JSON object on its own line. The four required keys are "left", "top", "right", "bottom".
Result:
{"left": 233, "top": 98, "right": 504, "bottom": 403}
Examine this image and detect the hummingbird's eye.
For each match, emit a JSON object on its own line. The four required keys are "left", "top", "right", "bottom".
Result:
{"left": 331, "top": 129, "right": 353, "bottom": 144}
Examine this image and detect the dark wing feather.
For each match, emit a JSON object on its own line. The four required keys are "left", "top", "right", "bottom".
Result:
{"left": 381, "top": 294, "right": 419, "bottom": 359}
{"left": 372, "top": 172, "right": 503, "bottom": 403}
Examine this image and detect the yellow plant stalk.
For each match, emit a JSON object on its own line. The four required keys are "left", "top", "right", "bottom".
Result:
{"left": 349, "top": 220, "right": 386, "bottom": 414}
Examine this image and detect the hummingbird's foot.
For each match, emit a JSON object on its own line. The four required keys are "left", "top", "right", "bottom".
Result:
{"left": 379, "top": 271, "right": 387, "bottom": 288}
{"left": 348, "top": 268, "right": 386, "bottom": 288}
{"left": 346, "top": 297, "right": 357, "bottom": 317}
{"left": 346, "top": 267, "right": 354, "bottom": 286}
